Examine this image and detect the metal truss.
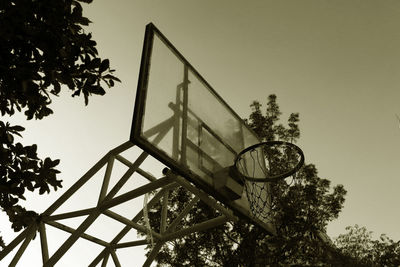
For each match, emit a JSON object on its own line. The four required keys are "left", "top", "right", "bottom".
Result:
{"left": 0, "top": 141, "right": 238, "bottom": 266}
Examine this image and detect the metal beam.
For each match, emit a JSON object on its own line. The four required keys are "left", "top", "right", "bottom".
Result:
{"left": 44, "top": 207, "right": 95, "bottom": 221}
{"left": 98, "top": 155, "right": 115, "bottom": 203}
{"left": 162, "top": 215, "right": 228, "bottom": 242}
{"left": 166, "top": 196, "right": 199, "bottom": 232}
{"left": 90, "top": 185, "right": 177, "bottom": 265}
{"left": 110, "top": 249, "right": 122, "bottom": 267}
{"left": 165, "top": 169, "right": 237, "bottom": 222}
{"left": 101, "top": 176, "right": 173, "bottom": 210}
{"left": 102, "top": 152, "right": 148, "bottom": 203}
{"left": 9, "top": 225, "right": 36, "bottom": 267}
{"left": 142, "top": 116, "right": 174, "bottom": 139}
{"left": 142, "top": 242, "right": 164, "bottom": 267}
{"left": 102, "top": 210, "right": 162, "bottom": 240}
{"left": 88, "top": 249, "right": 107, "bottom": 267}
{"left": 180, "top": 64, "right": 189, "bottom": 165}
{"left": 109, "top": 141, "right": 135, "bottom": 156}
{"left": 101, "top": 251, "right": 110, "bottom": 267}
{"left": 44, "top": 210, "right": 101, "bottom": 267}
{"left": 42, "top": 141, "right": 133, "bottom": 217}
{"left": 39, "top": 222, "right": 49, "bottom": 264}
{"left": 113, "top": 240, "right": 149, "bottom": 249}
{"left": 45, "top": 220, "right": 109, "bottom": 247}
{"left": 0, "top": 226, "right": 30, "bottom": 261}
{"left": 42, "top": 153, "right": 110, "bottom": 216}
{"left": 136, "top": 167, "right": 158, "bottom": 182}
{"left": 115, "top": 154, "right": 157, "bottom": 182}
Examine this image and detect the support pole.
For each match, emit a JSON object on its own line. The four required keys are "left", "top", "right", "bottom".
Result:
{"left": 88, "top": 249, "right": 107, "bottom": 267}
{"left": 0, "top": 226, "right": 30, "bottom": 261}
{"left": 9, "top": 225, "right": 36, "bottom": 267}
{"left": 39, "top": 222, "right": 49, "bottom": 264}
{"left": 101, "top": 252, "right": 110, "bottom": 267}
{"left": 180, "top": 64, "right": 189, "bottom": 165}
{"left": 98, "top": 155, "right": 115, "bottom": 203}
{"left": 110, "top": 249, "right": 122, "bottom": 267}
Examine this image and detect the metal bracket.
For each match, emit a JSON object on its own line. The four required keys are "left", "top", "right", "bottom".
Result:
{"left": 0, "top": 141, "right": 237, "bottom": 266}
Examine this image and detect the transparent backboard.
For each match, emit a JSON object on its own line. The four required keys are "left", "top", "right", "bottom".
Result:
{"left": 131, "top": 23, "right": 273, "bottom": 233}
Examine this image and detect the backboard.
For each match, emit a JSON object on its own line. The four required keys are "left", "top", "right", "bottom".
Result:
{"left": 131, "top": 23, "right": 274, "bottom": 233}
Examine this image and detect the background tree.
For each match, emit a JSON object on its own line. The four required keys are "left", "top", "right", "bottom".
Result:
{"left": 0, "top": 0, "right": 119, "bottom": 244}
{"left": 335, "top": 224, "right": 400, "bottom": 266}
{"left": 145, "top": 94, "right": 347, "bottom": 266}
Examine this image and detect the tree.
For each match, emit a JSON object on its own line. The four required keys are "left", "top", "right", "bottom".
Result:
{"left": 0, "top": 0, "right": 119, "bottom": 245}
{"left": 145, "top": 94, "right": 347, "bottom": 266}
{"left": 335, "top": 225, "right": 400, "bottom": 266}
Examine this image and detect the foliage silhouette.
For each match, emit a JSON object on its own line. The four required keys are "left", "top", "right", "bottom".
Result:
{"left": 335, "top": 225, "right": 400, "bottom": 266}
{"left": 143, "top": 95, "right": 348, "bottom": 266}
{"left": 0, "top": 0, "right": 119, "bottom": 244}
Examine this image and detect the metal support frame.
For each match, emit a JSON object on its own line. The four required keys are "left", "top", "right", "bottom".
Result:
{"left": 0, "top": 141, "right": 239, "bottom": 266}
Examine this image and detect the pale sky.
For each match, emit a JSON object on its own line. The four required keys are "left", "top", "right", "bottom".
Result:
{"left": 2, "top": 0, "right": 400, "bottom": 265}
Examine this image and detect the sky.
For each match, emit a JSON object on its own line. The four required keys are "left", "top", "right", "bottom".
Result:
{"left": 1, "top": 0, "right": 400, "bottom": 265}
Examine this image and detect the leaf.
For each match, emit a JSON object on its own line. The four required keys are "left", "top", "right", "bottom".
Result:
{"left": 26, "top": 144, "right": 38, "bottom": 158}
{"left": 112, "top": 76, "right": 121, "bottom": 82}
{"left": 9, "top": 125, "right": 25, "bottom": 132}
{"left": 51, "top": 159, "right": 60, "bottom": 167}
{"left": 72, "top": 89, "right": 81, "bottom": 97}
{"left": 78, "top": 16, "right": 92, "bottom": 26}
{"left": 84, "top": 54, "right": 91, "bottom": 66}
{"left": 86, "top": 74, "right": 97, "bottom": 85}
{"left": 89, "top": 58, "right": 101, "bottom": 69}
{"left": 84, "top": 92, "right": 89, "bottom": 105}
{"left": 7, "top": 133, "right": 14, "bottom": 143}
{"left": 39, "top": 185, "right": 50, "bottom": 195}
{"left": 72, "top": 3, "right": 83, "bottom": 18}
{"left": 26, "top": 181, "right": 34, "bottom": 192}
{"left": 43, "top": 157, "right": 53, "bottom": 168}
{"left": 0, "top": 0, "right": 119, "bottom": 234}
{"left": 103, "top": 74, "right": 121, "bottom": 82}
{"left": 88, "top": 85, "right": 106, "bottom": 95}
{"left": 99, "top": 59, "right": 109, "bottom": 73}
{"left": 52, "top": 81, "right": 61, "bottom": 95}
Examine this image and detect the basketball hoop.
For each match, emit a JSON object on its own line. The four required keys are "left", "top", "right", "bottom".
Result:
{"left": 232, "top": 141, "right": 305, "bottom": 223}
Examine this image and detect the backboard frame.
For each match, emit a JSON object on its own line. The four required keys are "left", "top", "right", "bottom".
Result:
{"left": 130, "top": 23, "right": 274, "bottom": 233}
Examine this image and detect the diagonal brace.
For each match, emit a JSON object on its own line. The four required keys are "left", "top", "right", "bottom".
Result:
{"left": 101, "top": 176, "right": 173, "bottom": 210}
